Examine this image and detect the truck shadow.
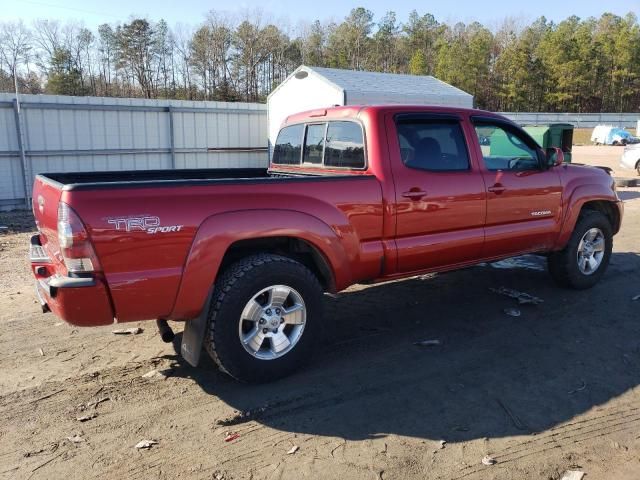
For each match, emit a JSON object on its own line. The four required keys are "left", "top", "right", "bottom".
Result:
{"left": 168, "top": 251, "right": 640, "bottom": 443}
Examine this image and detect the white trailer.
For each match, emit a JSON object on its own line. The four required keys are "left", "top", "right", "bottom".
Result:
{"left": 266, "top": 65, "right": 474, "bottom": 148}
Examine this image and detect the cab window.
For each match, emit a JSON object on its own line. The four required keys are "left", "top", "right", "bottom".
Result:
{"left": 272, "top": 125, "right": 303, "bottom": 165}
{"left": 274, "top": 121, "right": 366, "bottom": 169}
{"left": 474, "top": 122, "right": 540, "bottom": 171}
{"left": 396, "top": 120, "right": 470, "bottom": 171}
{"left": 324, "top": 121, "right": 365, "bottom": 168}
{"left": 303, "top": 124, "right": 326, "bottom": 164}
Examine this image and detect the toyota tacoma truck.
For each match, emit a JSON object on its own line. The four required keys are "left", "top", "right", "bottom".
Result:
{"left": 29, "top": 105, "right": 623, "bottom": 382}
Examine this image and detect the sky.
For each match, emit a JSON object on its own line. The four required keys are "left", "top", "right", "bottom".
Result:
{"left": 3, "top": 0, "right": 638, "bottom": 29}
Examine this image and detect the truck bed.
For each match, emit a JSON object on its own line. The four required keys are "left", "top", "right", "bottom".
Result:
{"left": 38, "top": 168, "right": 271, "bottom": 190}
{"left": 32, "top": 164, "right": 383, "bottom": 324}
{"left": 36, "top": 167, "right": 363, "bottom": 191}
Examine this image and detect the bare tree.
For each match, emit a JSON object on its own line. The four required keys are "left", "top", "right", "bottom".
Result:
{"left": 0, "top": 10, "right": 638, "bottom": 111}
{"left": 173, "top": 22, "right": 194, "bottom": 98}
{"left": 0, "top": 21, "right": 31, "bottom": 83}
{"left": 31, "top": 19, "right": 63, "bottom": 75}
{"left": 97, "top": 24, "right": 116, "bottom": 95}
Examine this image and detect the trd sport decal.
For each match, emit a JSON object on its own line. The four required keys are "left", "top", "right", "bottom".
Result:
{"left": 106, "top": 215, "right": 183, "bottom": 234}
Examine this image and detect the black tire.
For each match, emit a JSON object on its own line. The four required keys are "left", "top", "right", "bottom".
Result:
{"left": 547, "top": 210, "right": 613, "bottom": 289}
{"left": 636, "top": 161, "right": 640, "bottom": 176}
{"left": 204, "top": 253, "right": 323, "bottom": 382}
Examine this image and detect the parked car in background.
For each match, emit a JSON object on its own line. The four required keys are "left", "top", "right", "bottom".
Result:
{"left": 29, "top": 105, "right": 624, "bottom": 382}
{"left": 621, "top": 143, "right": 640, "bottom": 175}
{"left": 592, "top": 125, "right": 639, "bottom": 146}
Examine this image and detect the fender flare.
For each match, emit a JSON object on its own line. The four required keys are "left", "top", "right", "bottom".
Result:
{"left": 555, "top": 183, "right": 619, "bottom": 248}
{"left": 169, "top": 209, "right": 355, "bottom": 320}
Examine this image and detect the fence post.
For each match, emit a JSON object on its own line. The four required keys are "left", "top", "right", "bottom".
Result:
{"left": 168, "top": 105, "right": 176, "bottom": 169}
{"left": 13, "top": 99, "right": 30, "bottom": 209}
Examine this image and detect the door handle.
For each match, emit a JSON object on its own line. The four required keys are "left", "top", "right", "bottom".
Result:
{"left": 402, "top": 190, "right": 428, "bottom": 200}
{"left": 488, "top": 184, "right": 506, "bottom": 194}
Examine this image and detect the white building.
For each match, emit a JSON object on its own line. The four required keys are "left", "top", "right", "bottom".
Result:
{"left": 267, "top": 65, "right": 474, "bottom": 147}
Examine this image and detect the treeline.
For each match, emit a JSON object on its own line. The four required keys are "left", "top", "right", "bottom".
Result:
{"left": 0, "top": 8, "right": 638, "bottom": 112}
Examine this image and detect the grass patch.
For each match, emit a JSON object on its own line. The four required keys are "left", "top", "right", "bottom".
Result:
{"left": 573, "top": 127, "right": 636, "bottom": 145}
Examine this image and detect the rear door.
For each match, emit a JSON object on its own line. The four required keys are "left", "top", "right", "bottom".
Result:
{"left": 386, "top": 113, "right": 486, "bottom": 273}
{"left": 470, "top": 118, "right": 563, "bottom": 258}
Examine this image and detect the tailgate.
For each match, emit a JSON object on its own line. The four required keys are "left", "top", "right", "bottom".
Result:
{"left": 30, "top": 175, "right": 116, "bottom": 326}
{"left": 32, "top": 176, "right": 64, "bottom": 264}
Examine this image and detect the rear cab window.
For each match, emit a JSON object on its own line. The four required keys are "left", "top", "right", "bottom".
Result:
{"left": 272, "top": 121, "right": 365, "bottom": 170}
{"left": 272, "top": 125, "right": 303, "bottom": 165}
{"left": 325, "top": 122, "right": 365, "bottom": 168}
{"left": 303, "top": 124, "right": 326, "bottom": 164}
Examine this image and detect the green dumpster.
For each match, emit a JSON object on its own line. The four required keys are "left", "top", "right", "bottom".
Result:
{"left": 523, "top": 123, "right": 574, "bottom": 163}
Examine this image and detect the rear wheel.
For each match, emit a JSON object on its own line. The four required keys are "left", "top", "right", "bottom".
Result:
{"left": 636, "top": 160, "right": 640, "bottom": 176}
{"left": 204, "top": 253, "right": 323, "bottom": 382}
{"left": 548, "top": 210, "right": 613, "bottom": 289}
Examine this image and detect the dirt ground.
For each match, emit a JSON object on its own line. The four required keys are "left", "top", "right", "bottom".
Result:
{"left": 1, "top": 150, "right": 640, "bottom": 480}
{"left": 572, "top": 145, "right": 637, "bottom": 179}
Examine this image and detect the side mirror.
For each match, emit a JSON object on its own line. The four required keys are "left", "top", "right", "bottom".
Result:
{"left": 546, "top": 147, "right": 565, "bottom": 167}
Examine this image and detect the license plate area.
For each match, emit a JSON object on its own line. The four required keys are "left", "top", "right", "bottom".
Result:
{"left": 29, "top": 233, "right": 51, "bottom": 263}
{"left": 30, "top": 244, "right": 51, "bottom": 263}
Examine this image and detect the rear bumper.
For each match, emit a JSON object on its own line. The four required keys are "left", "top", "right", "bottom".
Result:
{"left": 30, "top": 234, "right": 114, "bottom": 327}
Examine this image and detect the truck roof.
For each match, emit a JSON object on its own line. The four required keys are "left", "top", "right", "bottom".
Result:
{"left": 284, "top": 105, "right": 507, "bottom": 126}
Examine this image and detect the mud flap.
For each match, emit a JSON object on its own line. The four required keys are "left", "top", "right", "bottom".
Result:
{"left": 180, "top": 290, "right": 213, "bottom": 367}
{"left": 34, "top": 280, "right": 50, "bottom": 313}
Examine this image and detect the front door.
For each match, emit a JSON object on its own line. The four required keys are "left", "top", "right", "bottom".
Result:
{"left": 471, "top": 119, "right": 563, "bottom": 258}
{"left": 387, "top": 114, "right": 487, "bottom": 273}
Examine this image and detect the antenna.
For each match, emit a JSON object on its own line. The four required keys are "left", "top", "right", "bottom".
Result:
{"left": 13, "top": 65, "right": 21, "bottom": 113}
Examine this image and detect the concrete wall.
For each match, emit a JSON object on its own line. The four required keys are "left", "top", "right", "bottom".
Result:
{"left": 0, "top": 93, "right": 268, "bottom": 210}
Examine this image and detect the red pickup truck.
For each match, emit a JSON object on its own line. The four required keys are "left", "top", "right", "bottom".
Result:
{"left": 30, "top": 105, "right": 623, "bottom": 382}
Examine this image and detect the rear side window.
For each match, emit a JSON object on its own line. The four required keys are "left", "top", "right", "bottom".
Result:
{"left": 396, "top": 120, "right": 470, "bottom": 171}
{"left": 325, "top": 122, "right": 365, "bottom": 168}
{"left": 273, "top": 125, "right": 303, "bottom": 165}
{"left": 303, "top": 124, "right": 325, "bottom": 164}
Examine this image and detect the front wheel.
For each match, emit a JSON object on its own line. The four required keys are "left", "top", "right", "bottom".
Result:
{"left": 204, "top": 254, "right": 323, "bottom": 382}
{"left": 547, "top": 210, "right": 613, "bottom": 289}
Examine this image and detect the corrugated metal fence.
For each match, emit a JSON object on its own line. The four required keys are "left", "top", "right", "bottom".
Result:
{"left": 501, "top": 112, "right": 639, "bottom": 128}
{"left": 1, "top": 92, "right": 638, "bottom": 211}
{"left": 0, "top": 93, "right": 268, "bottom": 211}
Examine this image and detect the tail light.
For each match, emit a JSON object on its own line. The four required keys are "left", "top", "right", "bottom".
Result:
{"left": 57, "top": 202, "right": 101, "bottom": 274}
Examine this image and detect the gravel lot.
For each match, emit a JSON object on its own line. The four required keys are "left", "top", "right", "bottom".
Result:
{"left": 572, "top": 145, "right": 638, "bottom": 179}
{"left": 1, "top": 148, "right": 639, "bottom": 480}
